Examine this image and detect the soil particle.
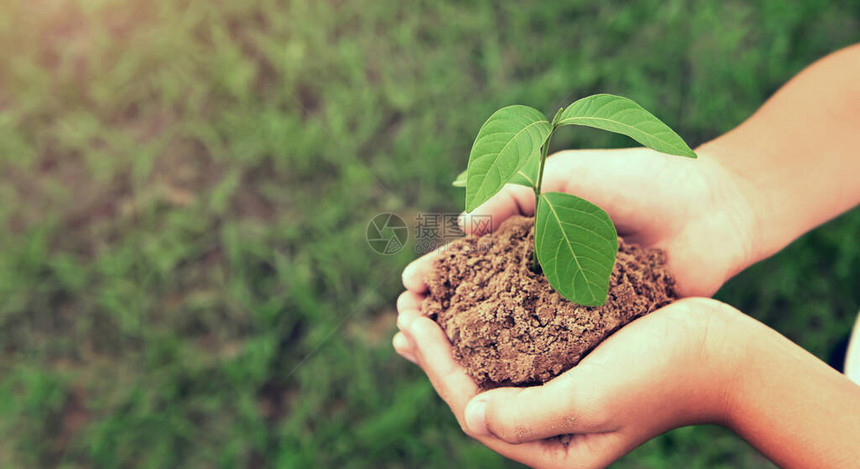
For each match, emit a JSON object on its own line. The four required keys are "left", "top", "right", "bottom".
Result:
{"left": 422, "top": 216, "right": 677, "bottom": 388}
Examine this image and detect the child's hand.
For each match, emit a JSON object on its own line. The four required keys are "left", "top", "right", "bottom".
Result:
{"left": 394, "top": 297, "right": 747, "bottom": 468}
{"left": 453, "top": 147, "right": 758, "bottom": 297}
{"left": 395, "top": 45, "right": 860, "bottom": 468}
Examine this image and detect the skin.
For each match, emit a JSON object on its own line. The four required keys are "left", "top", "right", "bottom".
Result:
{"left": 394, "top": 43, "right": 860, "bottom": 468}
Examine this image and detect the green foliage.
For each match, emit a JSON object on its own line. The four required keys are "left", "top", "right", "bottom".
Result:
{"left": 508, "top": 150, "right": 542, "bottom": 187}
{"left": 536, "top": 192, "right": 619, "bottom": 306}
{"left": 460, "top": 94, "right": 694, "bottom": 305}
{"left": 558, "top": 94, "right": 697, "bottom": 158}
{"left": 464, "top": 105, "right": 552, "bottom": 212}
{"left": 452, "top": 169, "right": 467, "bottom": 187}
{"left": 454, "top": 151, "right": 540, "bottom": 188}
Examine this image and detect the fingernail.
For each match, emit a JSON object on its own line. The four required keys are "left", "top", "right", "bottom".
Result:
{"left": 465, "top": 400, "right": 489, "bottom": 436}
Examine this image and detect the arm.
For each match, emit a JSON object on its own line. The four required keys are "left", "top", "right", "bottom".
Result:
{"left": 395, "top": 44, "right": 860, "bottom": 468}
{"left": 699, "top": 43, "right": 860, "bottom": 267}
{"left": 728, "top": 315, "right": 860, "bottom": 469}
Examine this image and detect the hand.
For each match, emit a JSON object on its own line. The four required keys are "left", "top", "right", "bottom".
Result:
{"left": 394, "top": 296, "right": 748, "bottom": 468}
{"left": 454, "top": 147, "right": 759, "bottom": 297}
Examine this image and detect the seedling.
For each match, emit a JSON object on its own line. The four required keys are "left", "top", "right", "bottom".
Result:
{"left": 452, "top": 94, "right": 696, "bottom": 306}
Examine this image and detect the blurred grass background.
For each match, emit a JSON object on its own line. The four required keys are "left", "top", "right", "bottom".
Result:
{"left": 0, "top": 0, "right": 858, "bottom": 467}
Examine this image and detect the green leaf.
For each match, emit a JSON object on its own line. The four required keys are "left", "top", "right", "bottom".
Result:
{"left": 550, "top": 107, "right": 564, "bottom": 126}
{"left": 535, "top": 192, "right": 618, "bottom": 306}
{"left": 456, "top": 162, "right": 538, "bottom": 188}
{"left": 465, "top": 105, "right": 552, "bottom": 212}
{"left": 452, "top": 169, "right": 467, "bottom": 187}
{"left": 557, "top": 94, "right": 696, "bottom": 158}
{"left": 508, "top": 147, "right": 540, "bottom": 187}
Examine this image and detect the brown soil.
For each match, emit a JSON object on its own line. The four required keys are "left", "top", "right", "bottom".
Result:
{"left": 423, "top": 216, "right": 677, "bottom": 388}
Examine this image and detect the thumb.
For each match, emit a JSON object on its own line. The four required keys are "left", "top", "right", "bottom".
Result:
{"left": 463, "top": 372, "right": 610, "bottom": 444}
{"left": 459, "top": 183, "right": 534, "bottom": 236}
{"left": 457, "top": 151, "right": 588, "bottom": 236}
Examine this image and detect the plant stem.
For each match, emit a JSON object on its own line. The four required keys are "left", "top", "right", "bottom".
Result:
{"left": 531, "top": 129, "right": 554, "bottom": 273}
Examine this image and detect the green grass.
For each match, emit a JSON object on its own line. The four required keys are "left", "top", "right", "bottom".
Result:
{"left": 0, "top": 0, "right": 858, "bottom": 467}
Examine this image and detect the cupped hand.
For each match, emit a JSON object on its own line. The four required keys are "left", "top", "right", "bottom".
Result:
{"left": 393, "top": 296, "right": 749, "bottom": 469}
{"left": 456, "top": 147, "right": 758, "bottom": 297}
{"left": 392, "top": 147, "right": 760, "bottom": 467}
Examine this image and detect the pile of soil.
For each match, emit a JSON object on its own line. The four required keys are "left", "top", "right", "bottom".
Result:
{"left": 422, "top": 216, "right": 677, "bottom": 388}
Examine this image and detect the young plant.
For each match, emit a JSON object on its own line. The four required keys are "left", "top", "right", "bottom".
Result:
{"left": 452, "top": 94, "right": 696, "bottom": 306}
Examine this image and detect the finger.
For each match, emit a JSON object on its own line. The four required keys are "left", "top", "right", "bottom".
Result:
{"left": 395, "top": 308, "right": 425, "bottom": 360}
{"left": 464, "top": 385, "right": 642, "bottom": 468}
{"left": 554, "top": 431, "right": 641, "bottom": 469}
{"left": 401, "top": 250, "right": 441, "bottom": 293}
{"left": 460, "top": 184, "right": 534, "bottom": 235}
{"left": 460, "top": 154, "right": 582, "bottom": 236}
{"left": 406, "top": 316, "right": 479, "bottom": 413}
{"left": 396, "top": 290, "right": 424, "bottom": 313}
{"left": 463, "top": 371, "right": 611, "bottom": 444}
{"left": 396, "top": 308, "right": 423, "bottom": 333}
{"left": 393, "top": 332, "right": 417, "bottom": 364}
{"left": 406, "top": 316, "right": 623, "bottom": 468}
{"left": 477, "top": 421, "right": 635, "bottom": 469}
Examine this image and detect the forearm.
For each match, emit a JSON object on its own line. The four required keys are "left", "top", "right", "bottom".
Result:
{"left": 697, "top": 44, "right": 860, "bottom": 266}
{"left": 727, "top": 316, "right": 860, "bottom": 468}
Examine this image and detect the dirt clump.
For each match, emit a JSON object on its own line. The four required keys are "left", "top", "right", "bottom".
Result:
{"left": 423, "top": 216, "right": 677, "bottom": 388}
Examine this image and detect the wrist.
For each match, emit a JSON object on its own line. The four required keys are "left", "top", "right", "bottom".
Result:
{"left": 695, "top": 133, "right": 822, "bottom": 272}
{"left": 711, "top": 310, "right": 767, "bottom": 430}
{"left": 696, "top": 138, "right": 782, "bottom": 280}
{"left": 660, "top": 299, "right": 754, "bottom": 427}
{"left": 695, "top": 300, "right": 756, "bottom": 427}
{"left": 690, "top": 143, "right": 764, "bottom": 281}
{"left": 718, "top": 310, "right": 842, "bottom": 432}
